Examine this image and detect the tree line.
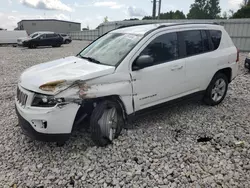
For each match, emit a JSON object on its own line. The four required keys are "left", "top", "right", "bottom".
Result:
{"left": 142, "top": 0, "right": 250, "bottom": 20}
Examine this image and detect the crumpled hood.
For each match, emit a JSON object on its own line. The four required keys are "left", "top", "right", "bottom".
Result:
{"left": 20, "top": 56, "right": 115, "bottom": 95}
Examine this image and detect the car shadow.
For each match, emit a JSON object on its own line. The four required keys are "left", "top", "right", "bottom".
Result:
{"left": 20, "top": 46, "right": 64, "bottom": 50}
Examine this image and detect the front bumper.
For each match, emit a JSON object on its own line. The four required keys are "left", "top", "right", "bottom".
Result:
{"left": 16, "top": 106, "right": 70, "bottom": 142}
{"left": 245, "top": 58, "right": 250, "bottom": 69}
{"left": 15, "top": 86, "right": 80, "bottom": 142}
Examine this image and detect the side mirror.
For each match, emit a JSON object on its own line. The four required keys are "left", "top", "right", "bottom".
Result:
{"left": 133, "top": 55, "right": 154, "bottom": 71}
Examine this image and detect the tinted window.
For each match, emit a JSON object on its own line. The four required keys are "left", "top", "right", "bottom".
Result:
{"left": 201, "top": 30, "right": 210, "bottom": 52}
{"left": 210, "top": 30, "right": 222, "bottom": 50}
{"left": 46, "top": 34, "right": 57, "bottom": 38}
{"left": 140, "top": 32, "right": 179, "bottom": 65}
{"left": 181, "top": 30, "right": 203, "bottom": 56}
{"left": 31, "top": 33, "right": 38, "bottom": 38}
{"left": 61, "top": 34, "right": 67, "bottom": 37}
{"left": 39, "top": 34, "right": 45, "bottom": 39}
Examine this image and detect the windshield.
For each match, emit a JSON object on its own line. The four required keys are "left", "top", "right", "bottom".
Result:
{"left": 79, "top": 33, "right": 142, "bottom": 66}
{"left": 29, "top": 33, "right": 39, "bottom": 38}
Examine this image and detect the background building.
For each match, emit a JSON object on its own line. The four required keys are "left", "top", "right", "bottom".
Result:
{"left": 17, "top": 19, "right": 81, "bottom": 34}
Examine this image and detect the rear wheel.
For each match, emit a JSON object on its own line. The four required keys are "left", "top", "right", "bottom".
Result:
{"left": 203, "top": 73, "right": 228, "bottom": 106}
{"left": 90, "top": 100, "right": 124, "bottom": 146}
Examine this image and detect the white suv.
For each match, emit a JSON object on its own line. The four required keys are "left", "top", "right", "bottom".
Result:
{"left": 15, "top": 23, "right": 238, "bottom": 146}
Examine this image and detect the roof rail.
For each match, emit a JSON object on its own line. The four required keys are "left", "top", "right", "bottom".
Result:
{"left": 144, "top": 22, "right": 221, "bottom": 36}
{"left": 156, "top": 22, "right": 220, "bottom": 29}
{"left": 109, "top": 21, "right": 221, "bottom": 36}
{"left": 116, "top": 23, "right": 157, "bottom": 30}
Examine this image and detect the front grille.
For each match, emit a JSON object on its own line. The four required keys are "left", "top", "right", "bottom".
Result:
{"left": 17, "top": 87, "right": 28, "bottom": 106}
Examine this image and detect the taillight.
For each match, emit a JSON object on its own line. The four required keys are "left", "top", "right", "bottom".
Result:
{"left": 236, "top": 48, "right": 240, "bottom": 62}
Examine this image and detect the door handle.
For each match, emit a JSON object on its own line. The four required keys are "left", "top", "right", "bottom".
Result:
{"left": 171, "top": 65, "right": 183, "bottom": 71}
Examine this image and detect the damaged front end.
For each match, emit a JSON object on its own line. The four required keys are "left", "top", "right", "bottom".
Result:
{"left": 36, "top": 80, "right": 93, "bottom": 107}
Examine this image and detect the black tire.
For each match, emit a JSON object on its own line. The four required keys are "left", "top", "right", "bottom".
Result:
{"left": 203, "top": 73, "right": 228, "bottom": 106}
{"left": 90, "top": 100, "right": 124, "bottom": 147}
{"left": 28, "top": 43, "right": 36, "bottom": 49}
{"left": 65, "top": 40, "right": 70, "bottom": 44}
{"left": 245, "top": 59, "right": 250, "bottom": 70}
{"left": 56, "top": 141, "right": 66, "bottom": 147}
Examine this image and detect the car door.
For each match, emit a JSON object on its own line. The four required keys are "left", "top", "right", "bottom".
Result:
{"left": 44, "top": 34, "right": 55, "bottom": 46}
{"left": 38, "top": 34, "right": 47, "bottom": 46}
{"left": 130, "top": 31, "right": 187, "bottom": 112}
{"left": 179, "top": 29, "right": 216, "bottom": 92}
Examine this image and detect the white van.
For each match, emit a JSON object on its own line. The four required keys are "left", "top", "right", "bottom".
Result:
{"left": 15, "top": 23, "right": 238, "bottom": 146}
{"left": 0, "top": 30, "right": 28, "bottom": 44}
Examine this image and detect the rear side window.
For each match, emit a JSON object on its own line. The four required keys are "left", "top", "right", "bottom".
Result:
{"left": 141, "top": 32, "right": 179, "bottom": 65}
{"left": 181, "top": 30, "right": 203, "bottom": 56}
{"left": 210, "top": 30, "right": 222, "bottom": 50}
{"left": 46, "top": 34, "right": 57, "bottom": 38}
{"left": 201, "top": 30, "right": 210, "bottom": 52}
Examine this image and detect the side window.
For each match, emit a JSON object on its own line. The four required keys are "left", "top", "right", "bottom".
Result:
{"left": 210, "top": 30, "right": 222, "bottom": 50}
{"left": 39, "top": 34, "right": 45, "bottom": 39}
{"left": 52, "top": 34, "right": 58, "bottom": 38}
{"left": 140, "top": 32, "right": 179, "bottom": 65}
{"left": 181, "top": 30, "right": 203, "bottom": 56}
{"left": 46, "top": 34, "right": 56, "bottom": 38}
{"left": 201, "top": 30, "right": 210, "bottom": 52}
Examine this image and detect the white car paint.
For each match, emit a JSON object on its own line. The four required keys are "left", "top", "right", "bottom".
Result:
{"left": 16, "top": 23, "right": 238, "bottom": 136}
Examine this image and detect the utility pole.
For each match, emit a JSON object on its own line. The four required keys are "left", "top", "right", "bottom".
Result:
{"left": 158, "top": 0, "right": 161, "bottom": 19}
{"left": 152, "top": 0, "right": 157, "bottom": 18}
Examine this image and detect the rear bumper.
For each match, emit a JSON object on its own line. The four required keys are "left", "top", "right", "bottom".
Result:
{"left": 16, "top": 105, "right": 70, "bottom": 142}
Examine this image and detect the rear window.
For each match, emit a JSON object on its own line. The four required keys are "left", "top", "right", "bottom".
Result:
{"left": 210, "top": 30, "right": 222, "bottom": 50}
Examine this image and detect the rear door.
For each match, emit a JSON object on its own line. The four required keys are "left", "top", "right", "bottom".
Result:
{"left": 38, "top": 34, "right": 47, "bottom": 46}
{"left": 55, "top": 34, "right": 63, "bottom": 44}
{"left": 179, "top": 29, "right": 215, "bottom": 92}
{"left": 44, "top": 34, "right": 57, "bottom": 46}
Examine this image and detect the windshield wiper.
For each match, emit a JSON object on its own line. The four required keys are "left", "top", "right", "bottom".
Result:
{"left": 78, "top": 55, "right": 101, "bottom": 64}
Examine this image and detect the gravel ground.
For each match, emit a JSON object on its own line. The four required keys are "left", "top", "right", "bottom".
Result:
{"left": 0, "top": 41, "right": 250, "bottom": 188}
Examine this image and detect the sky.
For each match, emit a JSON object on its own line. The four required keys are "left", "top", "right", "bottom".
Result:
{"left": 0, "top": 0, "right": 243, "bottom": 30}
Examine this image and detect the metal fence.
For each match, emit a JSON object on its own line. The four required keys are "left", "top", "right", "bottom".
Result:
{"left": 69, "top": 29, "right": 99, "bottom": 41}
{"left": 69, "top": 19, "right": 250, "bottom": 52}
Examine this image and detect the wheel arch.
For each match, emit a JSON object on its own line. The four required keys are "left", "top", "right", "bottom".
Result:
{"left": 72, "top": 95, "right": 128, "bottom": 130}
{"left": 216, "top": 67, "right": 232, "bottom": 83}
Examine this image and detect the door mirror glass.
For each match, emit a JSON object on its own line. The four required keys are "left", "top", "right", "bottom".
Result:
{"left": 133, "top": 55, "right": 154, "bottom": 70}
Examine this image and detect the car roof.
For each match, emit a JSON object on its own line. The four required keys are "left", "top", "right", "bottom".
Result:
{"left": 34, "top": 31, "right": 54, "bottom": 34}
{"left": 111, "top": 23, "right": 223, "bottom": 35}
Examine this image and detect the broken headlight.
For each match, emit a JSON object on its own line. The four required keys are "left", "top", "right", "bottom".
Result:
{"left": 31, "top": 94, "right": 65, "bottom": 107}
